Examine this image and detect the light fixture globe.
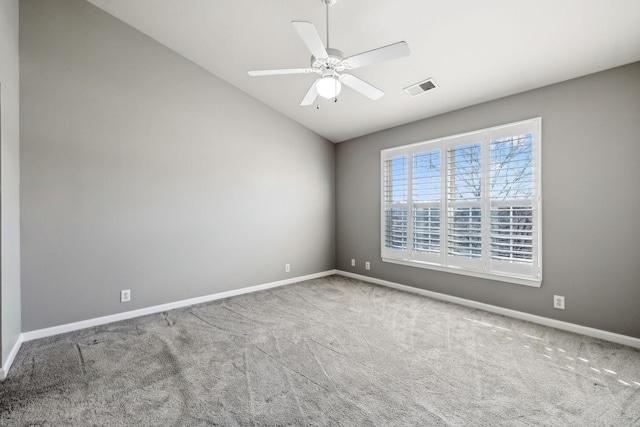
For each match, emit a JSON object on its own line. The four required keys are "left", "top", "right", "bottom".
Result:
{"left": 316, "top": 76, "right": 342, "bottom": 99}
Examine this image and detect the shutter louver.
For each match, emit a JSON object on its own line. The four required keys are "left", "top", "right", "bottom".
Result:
{"left": 385, "top": 208, "right": 407, "bottom": 249}
{"left": 490, "top": 134, "right": 534, "bottom": 267}
{"left": 413, "top": 151, "right": 441, "bottom": 254}
{"left": 447, "top": 143, "right": 482, "bottom": 260}
{"left": 383, "top": 156, "right": 408, "bottom": 251}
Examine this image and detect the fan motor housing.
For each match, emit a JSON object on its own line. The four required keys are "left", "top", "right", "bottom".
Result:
{"left": 311, "top": 48, "right": 346, "bottom": 72}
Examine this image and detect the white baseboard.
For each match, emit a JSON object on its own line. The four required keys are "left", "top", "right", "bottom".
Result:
{"left": 337, "top": 270, "right": 640, "bottom": 349}
{"left": 1, "top": 333, "right": 24, "bottom": 381}
{"left": 22, "top": 270, "right": 337, "bottom": 343}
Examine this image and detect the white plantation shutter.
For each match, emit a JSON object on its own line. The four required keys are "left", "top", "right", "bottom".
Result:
{"left": 446, "top": 141, "right": 483, "bottom": 270}
{"left": 488, "top": 125, "right": 539, "bottom": 278}
{"left": 382, "top": 155, "right": 409, "bottom": 258}
{"left": 381, "top": 118, "right": 542, "bottom": 287}
{"left": 412, "top": 150, "right": 441, "bottom": 262}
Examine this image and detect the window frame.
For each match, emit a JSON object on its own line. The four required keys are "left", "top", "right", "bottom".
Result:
{"left": 380, "top": 118, "right": 542, "bottom": 287}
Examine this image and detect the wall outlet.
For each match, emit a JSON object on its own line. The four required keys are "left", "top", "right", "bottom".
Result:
{"left": 553, "top": 295, "right": 565, "bottom": 310}
{"left": 365, "top": 261, "right": 370, "bottom": 270}
{"left": 351, "top": 259, "right": 355, "bottom": 267}
{"left": 285, "top": 264, "right": 290, "bottom": 273}
{"left": 120, "top": 289, "right": 131, "bottom": 303}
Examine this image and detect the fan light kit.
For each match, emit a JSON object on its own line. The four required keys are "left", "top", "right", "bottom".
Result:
{"left": 248, "top": 0, "right": 410, "bottom": 106}
{"left": 316, "top": 75, "right": 342, "bottom": 98}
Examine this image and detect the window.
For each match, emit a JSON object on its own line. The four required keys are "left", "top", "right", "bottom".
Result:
{"left": 381, "top": 118, "right": 541, "bottom": 286}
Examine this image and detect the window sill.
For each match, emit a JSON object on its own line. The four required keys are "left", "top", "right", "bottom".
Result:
{"left": 382, "top": 257, "right": 542, "bottom": 287}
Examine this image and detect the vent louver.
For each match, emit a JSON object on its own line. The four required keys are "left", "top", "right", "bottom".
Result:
{"left": 404, "top": 78, "right": 438, "bottom": 96}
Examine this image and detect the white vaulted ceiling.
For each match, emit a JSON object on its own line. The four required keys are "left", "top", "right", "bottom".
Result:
{"left": 86, "top": 0, "right": 640, "bottom": 142}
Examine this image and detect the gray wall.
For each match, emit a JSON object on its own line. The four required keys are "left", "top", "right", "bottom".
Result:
{"left": 336, "top": 62, "right": 640, "bottom": 338}
{"left": 17, "top": 0, "right": 640, "bottom": 340}
{"left": 20, "top": 0, "right": 335, "bottom": 331}
{"left": 0, "top": 0, "right": 22, "bottom": 369}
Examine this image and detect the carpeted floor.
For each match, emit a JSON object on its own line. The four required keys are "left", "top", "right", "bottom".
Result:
{"left": 1, "top": 275, "right": 639, "bottom": 426}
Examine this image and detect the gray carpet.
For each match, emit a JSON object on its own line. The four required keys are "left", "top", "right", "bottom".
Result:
{"left": 1, "top": 275, "right": 639, "bottom": 426}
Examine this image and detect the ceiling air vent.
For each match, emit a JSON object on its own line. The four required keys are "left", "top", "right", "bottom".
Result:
{"left": 404, "top": 78, "right": 438, "bottom": 97}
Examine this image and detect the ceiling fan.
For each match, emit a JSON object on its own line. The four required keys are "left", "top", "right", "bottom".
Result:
{"left": 247, "top": 0, "right": 410, "bottom": 106}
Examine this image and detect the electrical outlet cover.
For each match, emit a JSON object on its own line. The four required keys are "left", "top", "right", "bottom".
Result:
{"left": 120, "top": 289, "right": 131, "bottom": 303}
{"left": 553, "top": 295, "right": 565, "bottom": 310}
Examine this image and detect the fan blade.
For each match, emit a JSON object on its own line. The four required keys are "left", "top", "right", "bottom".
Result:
{"left": 248, "top": 68, "right": 314, "bottom": 77}
{"left": 340, "top": 74, "right": 384, "bottom": 100}
{"left": 291, "top": 21, "right": 328, "bottom": 60}
{"left": 343, "top": 41, "right": 410, "bottom": 69}
{"left": 300, "top": 80, "right": 319, "bottom": 106}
